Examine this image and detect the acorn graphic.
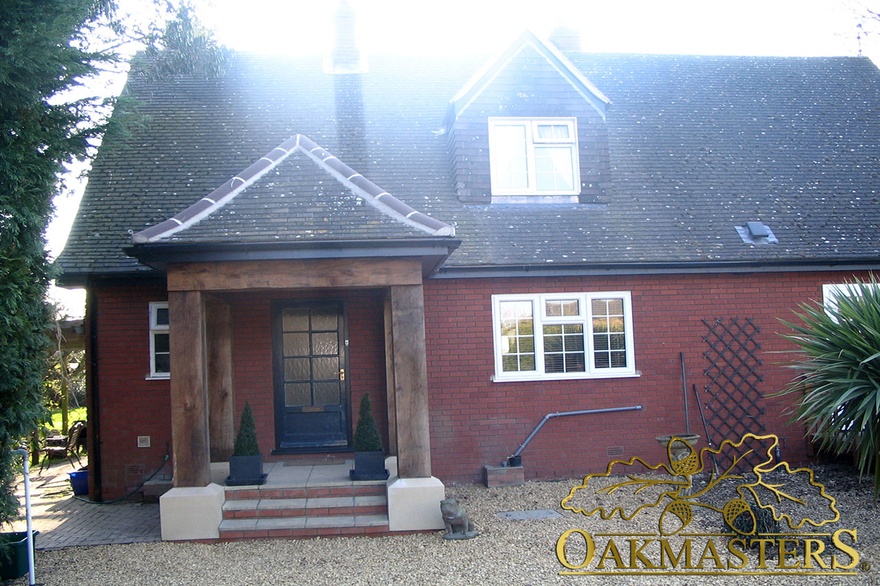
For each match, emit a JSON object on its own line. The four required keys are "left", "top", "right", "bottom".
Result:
{"left": 659, "top": 499, "right": 694, "bottom": 535}
{"left": 723, "top": 498, "right": 757, "bottom": 535}
{"left": 667, "top": 437, "right": 700, "bottom": 476}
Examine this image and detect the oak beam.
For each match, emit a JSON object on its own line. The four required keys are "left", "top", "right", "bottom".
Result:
{"left": 383, "top": 296, "right": 398, "bottom": 456}
{"left": 167, "top": 258, "right": 423, "bottom": 292}
{"left": 390, "top": 284, "right": 432, "bottom": 478}
{"left": 206, "top": 296, "right": 235, "bottom": 462}
{"left": 169, "top": 290, "right": 211, "bottom": 487}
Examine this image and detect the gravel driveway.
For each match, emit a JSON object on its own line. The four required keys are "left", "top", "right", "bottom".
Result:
{"left": 4, "top": 462, "right": 878, "bottom": 585}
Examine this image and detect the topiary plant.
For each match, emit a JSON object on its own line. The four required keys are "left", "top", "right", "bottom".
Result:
{"left": 353, "top": 393, "right": 383, "bottom": 452}
{"left": 233, "top": 402, "right": 260, "bottom": 457}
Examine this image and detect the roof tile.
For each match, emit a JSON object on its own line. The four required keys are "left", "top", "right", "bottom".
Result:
{"left": 56, "top": 49, "right": 880, "bottom": 282}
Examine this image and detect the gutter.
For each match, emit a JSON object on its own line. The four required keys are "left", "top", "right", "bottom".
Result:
{"left": 125, "top": 237, "right": 459, "bottom": 260}
{"left": 124, "top": 237, "right": 461, "bottom": 276}
{"left": 434, "top": 258, "right": 880, "bottom": 279}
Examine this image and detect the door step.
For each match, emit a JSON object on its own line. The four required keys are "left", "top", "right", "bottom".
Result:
{"left": 223, "top": 495, "right": 387, "bottom": 519}
{"left": 220, "top": 482, "right": 389, "bottom": 540}
{"left": 219, "top": 514, "right": 389, "bottom": 539}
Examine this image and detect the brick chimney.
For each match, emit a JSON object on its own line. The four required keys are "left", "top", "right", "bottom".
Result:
{"left": 325, "top": 0, "right": 367, "bottom": 74}
{"left": 326, "top": 1, "right": 367, "bottom": 167}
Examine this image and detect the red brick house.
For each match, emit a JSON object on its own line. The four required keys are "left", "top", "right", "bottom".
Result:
{"left": 56, "top": 29, "right": 880, "bottom": 539}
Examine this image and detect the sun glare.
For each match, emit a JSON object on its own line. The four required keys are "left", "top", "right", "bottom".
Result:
{"left": 200, "top": 0, "right": 862, "bottom": 58}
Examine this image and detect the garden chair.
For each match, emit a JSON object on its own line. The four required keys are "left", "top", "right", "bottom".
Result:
{"left": 39, "top": 420, "right": 85, "bottom": 472}
{"left": 71, "top": 420, "right": 88, "bottom": 454}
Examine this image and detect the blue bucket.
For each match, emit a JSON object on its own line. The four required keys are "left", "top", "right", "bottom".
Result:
{"left": 69, "top": 469, "right": 88, "bottom": 496}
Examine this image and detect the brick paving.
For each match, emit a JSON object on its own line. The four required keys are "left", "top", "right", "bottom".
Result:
{"left": 9, "top": 460, "right": 161, "bottom": 550}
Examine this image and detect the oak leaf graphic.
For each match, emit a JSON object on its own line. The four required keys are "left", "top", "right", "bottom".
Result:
{"left": 560, "top": 433, "right": 839, "bottom": 535}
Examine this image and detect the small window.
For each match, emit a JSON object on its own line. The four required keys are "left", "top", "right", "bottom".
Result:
{"left": 149, "top": 302, "right": 170, "bottom": 379}
{"left": 492, "top": 292, "right": 636, "bottom": 381}
{"left": 488, "top": 117, "right": 579, "bottom": 200}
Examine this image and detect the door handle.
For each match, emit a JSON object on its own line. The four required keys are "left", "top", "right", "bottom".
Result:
{"left": 339, "top": 368, "right": 346, "bottom": 381}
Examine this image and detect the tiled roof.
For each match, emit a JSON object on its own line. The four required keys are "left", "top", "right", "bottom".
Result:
{"left": 56, "top": 44, "right": 880, "bottom": 284}
{"left": 132, "top": 134, "right": 453, "bottom": 244}
{"left": 446, "top": 31, "right": 612, "bottom": 126}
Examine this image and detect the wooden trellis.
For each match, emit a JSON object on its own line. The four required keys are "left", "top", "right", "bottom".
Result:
{"left": 701, "top": 317, "right": 766, "bottom": 471}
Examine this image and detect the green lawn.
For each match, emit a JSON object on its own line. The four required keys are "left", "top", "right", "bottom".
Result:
{"left": 49, "top": 407, "right": 86, "bottom": 432}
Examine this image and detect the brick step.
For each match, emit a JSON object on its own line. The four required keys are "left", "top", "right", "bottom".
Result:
{"left": 219, "top": 514, "right": 390, "bottom": 540}
{"left": 223, "top": 495, "right": 387, "bottom": 520}
{"left": 220, "top": 480, "right": 390, "bottom": 539}
{"left": 224, "top": 482, "right": 386, "bottom": 501}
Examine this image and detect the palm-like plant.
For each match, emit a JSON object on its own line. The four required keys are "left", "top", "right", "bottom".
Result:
{"left": 775, "top": 276, "right": 880, "bottom": 497}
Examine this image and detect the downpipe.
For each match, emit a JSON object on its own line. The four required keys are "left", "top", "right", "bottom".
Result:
{"left": 506, "top": 405, "right": 643, "bottom": 466}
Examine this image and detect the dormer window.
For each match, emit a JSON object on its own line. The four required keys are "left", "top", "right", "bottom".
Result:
{"left": 488, "top": 117, "right": 580, "bottom": 202}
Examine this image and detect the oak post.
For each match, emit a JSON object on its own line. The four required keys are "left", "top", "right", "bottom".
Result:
{"left": 206, "top": 296, "right": 235, "bottom": 462}
{"left": 390, "top": 284, "right": 431, "bottom": 478}
{"left": 383, "top": 295, "right": 398, "bottom": 456}
{"left": 169, "top": 290, "right": 211, "bottom": 487}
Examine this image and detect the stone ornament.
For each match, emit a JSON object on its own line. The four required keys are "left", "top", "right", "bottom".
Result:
{"left": 440, "top": 498, "right": 479, "bottom": 540}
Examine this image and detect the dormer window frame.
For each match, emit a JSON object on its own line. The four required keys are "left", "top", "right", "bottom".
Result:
{"left": 488, "top": 117, "right": 580, "bottom": 202}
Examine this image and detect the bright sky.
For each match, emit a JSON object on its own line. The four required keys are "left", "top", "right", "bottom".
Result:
{"left": 47, "top": 0, "right": 878, "bottom": 316}
{"left": 200, "top": 0, "right": 871, "bottom": 58}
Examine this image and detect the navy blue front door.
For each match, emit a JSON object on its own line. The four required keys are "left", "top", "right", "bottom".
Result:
{"left": 273, "top": 302, "right": 349, "bottom": 450}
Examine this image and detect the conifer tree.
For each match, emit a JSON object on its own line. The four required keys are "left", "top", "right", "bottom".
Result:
{"left": 0, "top": 0, "right": 118, "bottom": 527}
{"left": 0, "top": 0, "right": 225, "bottom": 526}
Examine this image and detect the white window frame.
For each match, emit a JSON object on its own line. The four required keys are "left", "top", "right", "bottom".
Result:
{"left": 491, "top": 292, "right": 637, "bottom": 382}
{"left": 822, "top": 282, "right": 880, "bottom": 316}
{"left": 488, "top": 117, "right": 580, "bottom": 200}
{"left": 148, "top": 302, "right": 170, "bottom": 380}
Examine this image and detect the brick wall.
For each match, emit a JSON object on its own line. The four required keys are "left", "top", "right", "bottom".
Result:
{"left": 91, "top": 269, "right": 869, "bottom": 496}
{"left": 91, "top": 281, "right": 173, "bottom": 499}
{"left": 423, "top": 270, "right": 872, "bottom": 484}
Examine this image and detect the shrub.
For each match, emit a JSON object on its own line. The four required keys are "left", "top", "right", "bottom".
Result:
{"left": 775, "top": 276, "right": 880, "bottom": 497}
{"left": 233, "top": 402, "right": 260, "bottom": 457}
{"left": 353, "top": 394, "right": 383, "bottom": 452}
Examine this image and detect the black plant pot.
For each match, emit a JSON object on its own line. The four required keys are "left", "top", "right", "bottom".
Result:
{"left": 349, "top": 450, "right": 389, "bottom": 481}
{"left": 226, "top": 454, "right": 267, "bottom": 486}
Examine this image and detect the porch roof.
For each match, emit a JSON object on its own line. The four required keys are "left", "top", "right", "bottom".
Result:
{"left": 132, "top": 134, "right": 453, "bottom": 244}
{"left": 123, "top": 134, "right": 458, "bottom": 275}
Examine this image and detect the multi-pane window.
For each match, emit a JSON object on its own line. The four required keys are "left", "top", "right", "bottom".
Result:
{"left": 492, "top": 293, "right": 635, "bottom": 381}
{"left": 149, "top": 302, "right": 170, "bottom": 378}
{"left": 488, "top": 117, "right": 579, "bottom": 198}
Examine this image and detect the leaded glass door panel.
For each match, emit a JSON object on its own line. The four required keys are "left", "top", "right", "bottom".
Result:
{"left": 273, "top": 302, "right": 349, "bottom": 449}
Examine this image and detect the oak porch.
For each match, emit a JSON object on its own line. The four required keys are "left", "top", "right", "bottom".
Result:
{"left": 166, "top": 257, "right": 433, "bottom": 487}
